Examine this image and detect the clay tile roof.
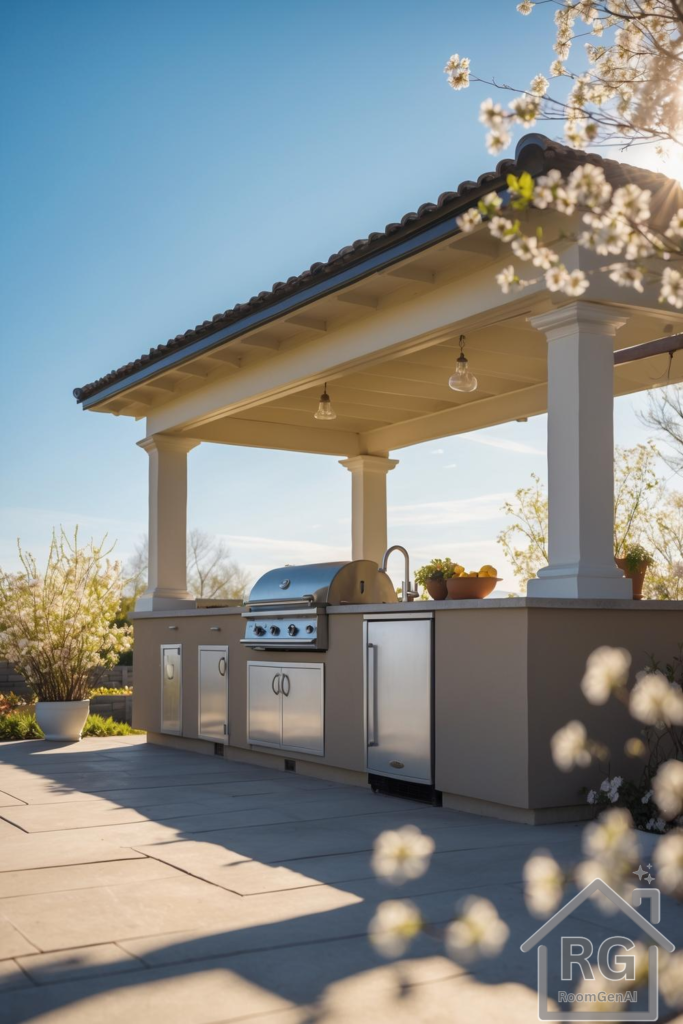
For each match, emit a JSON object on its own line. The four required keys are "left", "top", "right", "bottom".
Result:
{"left": 73, "top": 134, "right": 681, "bottom": 405}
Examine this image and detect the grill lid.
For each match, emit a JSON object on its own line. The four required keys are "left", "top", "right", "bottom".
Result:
{"left": 246, "top": 560, "right": 397, "bottom": 608}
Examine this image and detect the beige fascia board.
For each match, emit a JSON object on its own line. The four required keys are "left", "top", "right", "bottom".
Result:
{"left": 145, "top": 271, "right": 548, "bottom": 437}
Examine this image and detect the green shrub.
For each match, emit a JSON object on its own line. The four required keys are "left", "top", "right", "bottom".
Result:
{"left": 0, "top": 710, "right": 43, "bottom": 741}
{"left": 81, "top": 714, "right": 143, "bottom": 737}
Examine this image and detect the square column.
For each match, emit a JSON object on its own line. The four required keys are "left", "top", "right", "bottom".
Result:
{"left": 135, "top": 435, "right": 200, "bottom": 611}
{"left": 339, "top": 455, "right": 398, "bottom": 565}
{"left": 527, "top": 302, "right": 632, "bottom": 599}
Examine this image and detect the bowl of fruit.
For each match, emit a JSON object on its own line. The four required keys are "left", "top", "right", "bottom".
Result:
{"left": 446, "top": 565, "right": 501, "bottom": 600}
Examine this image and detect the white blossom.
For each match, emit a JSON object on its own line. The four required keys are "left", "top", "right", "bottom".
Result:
{"left": 629, "top": 672, "right": 683, "bottom": 727}
{"left": 445, "top": 54, "right": 470, "bottom": 90}
{"left": 563, "top": 269, "right": 589, "bottom": 296}
{"left": 587, "top": 789, "right": 597, "bottom": 805}
{"left": 661, "top": 267, "right": 683, "bottom": 309}
{"left": 445, "top": 896, "right": 509, "bottom": 961}
{"left": 496, "top": 265, "right": 518, "bottom": 294}
{"left": 551, "top": 720, "right": 591, "bottom": 771}
{"left": 486, "top": 126, "right": 512, "bottom": 154}
{"left": 530, "top": 74, "right": 549, "bottom": 97}
{"left": 545, "top": 264, "right": 570, "bottom": 292}
{"left": 654, "top": 829, "right": 683, "bottom": 897}
{"left": 509, "top": 95, "right": 541, "bottom": 126}
{"left": 609, "top": 263, "right": 645, "bottom": 293}
{"left": 456, "top": 208, "right": 481, "bottom": 233}
{"left": 583, "top": 807, "right": 638, "bottom": 866}
{"left": 611, "top": 184, "right": 651, "bottom": 224}
{"left": 646, "top": 816, "right": 666, "bottom": 832}
{"left": 523, "top": 851, "right": 564, "bottom": 916}
{"left": 371, "top": 825, "right": 435, "bottom": 884}
{"left": 511, "top": 235, "right": 539, "bottom": 261}
{"left": 488, "top": 215, "right": 515, "bottom": 240}
{"left": 600, "top": 775, "right": 623, "bottom": 804}
{"left": 665, "top": 209, "right": 683, "bottom": 239}
{"left": 478, "top": 99, "right": 504, "bottom": 129}
{"left": 653, "top": 760, "right": 683, "bottom": 820}
{"left": 517, "top": 1, "right": 534, "bottom": 14}
{"left": 567, "top": 163, "right": 612, "bottom": 209}
{"left": 581, "top": 646, "right": 631, "bottom": 705}
{"left": 368, "top": 900, "right": 422, "bottom": 957}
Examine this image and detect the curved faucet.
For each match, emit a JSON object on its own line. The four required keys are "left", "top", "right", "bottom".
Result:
{"left": 379, "top": 545, "right": 419, "bottom": 603}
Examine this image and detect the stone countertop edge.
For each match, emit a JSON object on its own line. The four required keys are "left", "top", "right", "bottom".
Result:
{"left": 130, "top": 598, "right": 683, "bottom": 619}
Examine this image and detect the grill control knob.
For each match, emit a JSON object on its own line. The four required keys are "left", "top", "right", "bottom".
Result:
{"left": 287, "top": 624, "right": 298, "bottom": 636}
{"left": 305, "top": 624, "right": 315, "bottom": 634}
{"left": 254, "top": 625, "right": 266, "bottom": 636}
{"left": 269, "top": 625, "right": 280, "bottom": 636}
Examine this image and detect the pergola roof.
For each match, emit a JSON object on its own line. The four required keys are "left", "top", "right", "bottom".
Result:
{"left": 75, "top": 135, "right": 683, "bottom": 458}
{"left": 73, "top": 134, "right": 680, "bottom": 409}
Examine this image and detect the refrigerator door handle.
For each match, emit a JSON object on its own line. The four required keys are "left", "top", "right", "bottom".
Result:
{"left": 367, "top": 642, "right": 378, "bottom": 747}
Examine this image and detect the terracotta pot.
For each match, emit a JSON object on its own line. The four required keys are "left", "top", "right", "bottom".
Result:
{"left": 446, "top": 576, "right": 501, "bottom": 600}
{"left": 425, "top": 578, "right": 448, "bottom": 601}
{"left": 615, "top": 557, "right": 648, "bottom": 600}
{"left": 35, "top": 700, "right": 90, "bottom": 742}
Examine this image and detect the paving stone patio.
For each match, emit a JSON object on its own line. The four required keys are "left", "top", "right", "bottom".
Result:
{"left": 0, "top": 736, "right": 680, "bottom": 1023}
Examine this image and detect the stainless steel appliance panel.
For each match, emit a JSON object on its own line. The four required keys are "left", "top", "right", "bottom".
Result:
{"left": 160, "top": 645, "right": 182, "bottom": 735}
{"left": 281, "top": 665, "right": 324, "bottom": 755}
{"left": 247, "top": 663, "right": 282, "bottom": 747}
{"left": 198, "top": 646, "right": 228, "bottom": 741}
{"left": 365, "top": 618, "right": 432, "bottom": 784}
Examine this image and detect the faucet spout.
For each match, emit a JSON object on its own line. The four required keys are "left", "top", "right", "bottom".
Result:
{"left": 379, "top": 545, "right": 419, "bottom": 602}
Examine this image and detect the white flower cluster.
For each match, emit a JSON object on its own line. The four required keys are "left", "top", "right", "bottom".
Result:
{"left": 576, "top": 808, "right": 640, "bottom": 903}
{"left": 445, "top": 896, "right": 510, "bottom": 962}
{"left": 443, "top": 54, "right": 470, "bottom": 91}
{"left": 629, "top": 672, "right": 683, "bottom": 727}
{"left": 581, "top": 646, "right": 631, "bottom": 705}
{"left": 371, "top": 824, "right": 435, "bottom": 885}
{"left": 551, "top": 719, "right": 591, "bottom": 772}
{"left": 0, "top": 530, "right": 132, "bottom": 701}
{"left": 523, "top": 850, "right": 564, "bottom": 917}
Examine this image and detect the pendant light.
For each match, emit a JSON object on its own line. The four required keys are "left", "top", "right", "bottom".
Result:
{"left": 448, "top": 335, "right": 478, "bottom": 393}
{"left": 314, "top": 383, "right": 337, "bottom": 420}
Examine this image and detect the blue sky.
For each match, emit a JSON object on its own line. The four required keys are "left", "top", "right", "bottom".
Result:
{"left": 0, "top": 0, "right": 670, "bottom": 592}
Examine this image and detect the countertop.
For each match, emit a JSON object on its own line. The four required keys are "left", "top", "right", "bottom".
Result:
{"left": 131, "top": 597, "right": 683, "bottom": 619}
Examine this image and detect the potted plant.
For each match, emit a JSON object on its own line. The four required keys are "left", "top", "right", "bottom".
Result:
{"left": 0, "top": 529, "right": 132, "bottom": 741}
{"left": 414, "top": 558, "right": 459, "bottom": 600}
{"left": 615, "top": 543, "right": 652, "bottom": 600}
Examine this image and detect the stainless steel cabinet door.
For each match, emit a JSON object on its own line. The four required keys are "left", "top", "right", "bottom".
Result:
{"left": 281, "top": 665, "right": 324, "bottom": 755}
{"left": 247, "top": 663, "right": 282, "bottom": 747}
{"left": 366, "top": 619, "right": 432, "bottom": 783}
{"left": 198, "top": 646, "right": 228, "bottom": 740}
{"left": 161, "top": 645, "right": 182, "bottom": 735}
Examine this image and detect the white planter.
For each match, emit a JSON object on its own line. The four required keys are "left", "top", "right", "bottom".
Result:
{"left": 35, "top": 700, "right": 90, "bottom": 742}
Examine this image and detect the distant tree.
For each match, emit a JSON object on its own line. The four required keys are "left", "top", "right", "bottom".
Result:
{"left": 498, "top": 443, "right": 668, "bottom": 590}
{"left": 641, "top": 385, "right": 683, "bottom": 475}
{"left": 642, "top": 490, "right": 683, "bottom": 599}
{"left": 126, "top": 529, "right": 250, "bottom": 601}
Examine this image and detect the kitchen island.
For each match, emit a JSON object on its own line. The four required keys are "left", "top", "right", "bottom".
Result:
{"left": 131, "top": 596, "right": 683, "bottom": 824}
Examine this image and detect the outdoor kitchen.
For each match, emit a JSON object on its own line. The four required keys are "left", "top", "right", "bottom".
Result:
{"left": 75, "top": 135, "right": 683, "bottom": 825}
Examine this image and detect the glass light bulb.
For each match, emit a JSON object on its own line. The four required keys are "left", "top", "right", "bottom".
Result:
{"left": 314, "top": 389, "right": 337, "bottom": 420}
{"left": 448, "top": 356, "right": 478, "bottom": 393}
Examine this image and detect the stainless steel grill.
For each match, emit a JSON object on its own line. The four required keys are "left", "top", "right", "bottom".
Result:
{"left": 241, "top": 560, "right": 397, "bottom": 650}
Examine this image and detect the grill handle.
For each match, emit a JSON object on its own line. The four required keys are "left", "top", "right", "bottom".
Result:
{"left": 367, "top": 642, "right": 378, "bottom": 747}
{"left": 246, "top": 595, "right": 317, "bottom": 611}
{"left": 272, "top": 673, "right": 281, "bottom": 695}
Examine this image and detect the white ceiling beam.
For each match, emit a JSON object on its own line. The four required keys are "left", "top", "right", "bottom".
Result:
{"left": 336, "top": 292, "right": 379, "bottom": 309}
{"left": 362, "top": 383, "right": 549, "bottom": 453}
{"left": 386, "top": 265, "right": 435, "bottom": 284}
{"left": 181, "top": 418, "right": 360, "bottom": 456}
{"left": 286, "top": 314, "right": 327, "bottom": 332}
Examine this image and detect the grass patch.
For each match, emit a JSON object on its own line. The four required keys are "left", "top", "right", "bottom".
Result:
{"left": 0, "top": 710, "right": 144, "bottom": 741}
{"left": 82, "top": 714, "right": 143, "bottom": 736}
{"left": 88, "top": 686, "right": 133, "bottom": 697}
{"left": 0, "top": 709, "right": 43, "bottom": 741}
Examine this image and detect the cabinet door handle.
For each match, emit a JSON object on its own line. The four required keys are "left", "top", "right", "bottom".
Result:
{"left": 218, "top": 657, "right": 226, "bottom": 677}
{"left": 367, "top": 642, "right": 378, "bottom": 747}
{"left": 281, "top": 674, "right": 290, "bottom": 697}
{"left": 272, "top": 673, "right": 281, "bottom": 695}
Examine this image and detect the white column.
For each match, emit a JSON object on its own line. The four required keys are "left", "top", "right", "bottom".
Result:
{"left": 135, "top": 435, "right": 200, "bottom": 611}
{"left": 339, "top": 455, "right": 398, "bottom": 564}
{"left": 527, "top": 302, "right": 632, "bottom": 599}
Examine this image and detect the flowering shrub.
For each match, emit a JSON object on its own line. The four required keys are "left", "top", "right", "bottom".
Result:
{"left": 0, "top": 530, "right": 132, "bottom": 702}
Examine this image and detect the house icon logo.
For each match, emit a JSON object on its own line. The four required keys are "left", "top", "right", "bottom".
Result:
{"left": 521, "top": 877, "right": 675, "bottom": 1021}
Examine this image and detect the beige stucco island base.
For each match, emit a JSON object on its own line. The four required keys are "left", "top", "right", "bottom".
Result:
{"left": 132, "top": 599, "right": 683, "bottom": 825}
